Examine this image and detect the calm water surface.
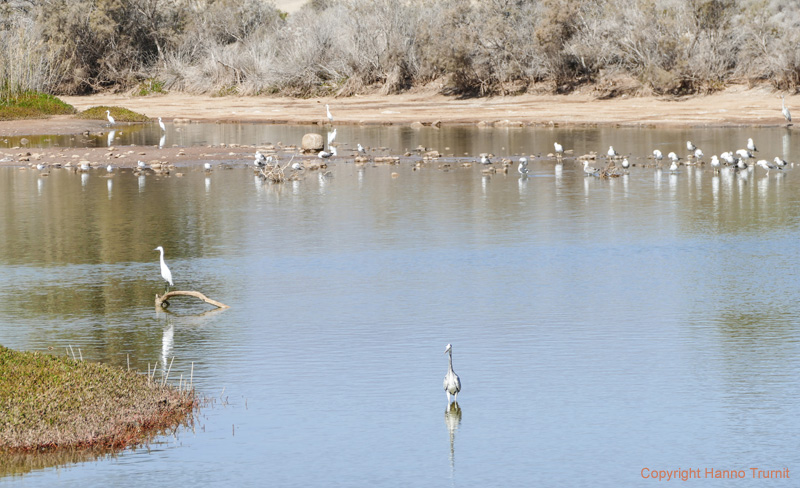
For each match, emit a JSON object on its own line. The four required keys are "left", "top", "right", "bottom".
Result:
{"left": 1, "top": 126, "right": 799, "bottom": 487}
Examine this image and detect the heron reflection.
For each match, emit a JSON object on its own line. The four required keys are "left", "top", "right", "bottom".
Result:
{"left": 444, "top": 402, "right": 462, "bottom": 474}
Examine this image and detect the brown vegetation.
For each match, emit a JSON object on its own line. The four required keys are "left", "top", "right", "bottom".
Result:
{"left": 2, "top": 0, "right": 800, "bottom": 98}
{"left": 0, "top": 345, "right": 196, "bottom": 453}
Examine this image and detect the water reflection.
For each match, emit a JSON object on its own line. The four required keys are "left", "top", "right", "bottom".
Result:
{"left": 444, "top": 403, "right": 462, "bottom": 476}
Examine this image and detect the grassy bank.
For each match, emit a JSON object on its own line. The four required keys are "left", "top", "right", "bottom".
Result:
{"left": 0, "top": 91, "right": 75, "bottom": 121}
{"left": 0, "top": 345, "right": 196, "bottom": 452}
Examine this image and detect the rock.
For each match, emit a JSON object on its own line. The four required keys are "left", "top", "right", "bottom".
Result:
{"left": 301, "top": 133, "right": 324, "bottom": 153}
{"left": 410, "top": 121, "right": 424, "bottom": 129}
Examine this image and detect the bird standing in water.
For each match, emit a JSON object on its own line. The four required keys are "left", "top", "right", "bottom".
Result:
{"left": 443, "top": 344, "right": 461, "bottom": 405}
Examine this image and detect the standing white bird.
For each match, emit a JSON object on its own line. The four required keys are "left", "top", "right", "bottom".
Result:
{"left": 669, "top": 160, "right": 679, "bottom": 172}
{"left": 736, "top": 149, "right": 752, "bottom": 160}
{"left": 621, "top": 158, "right": 630, "bottom": 169}
{"left": 254, "top": 151, "right": 267, "bottom": 168}
{"left": 443, "top": 344, "right": 461, "bottom": 405}
{"left": 774, "top": 156, "right": 789, "bottom": 168}
{"left": 583, "top": 160, "right": 600, "bottom": 176}
{"left": 326, "top": 104, "right": 334, "bottom": 124}
{"left": 694, "top": 148, "right": 704, "bottom": 160}
{"left": 105, "top": 110, "right": 115, "bottom": 126}
{"left": 721, "top": 152, "right": 735, "bottom": 165}
{"left": 710, "top": 155, "right": 721, "bottom": 172}
{"left": 756, "top": 159, "right": 780, "bottom": 174}
{"left": 154, "top": 246, "right": 173, "bottom": 293}
{"left": 357, "top": 143, "right": 366, "bottom": 154}
{"left": 79, "top": 161, "right": 90, "bottom": 172}
{"left": 607, "top": 146, "right": 618, "bottom": 158}
{"left": 668, "top": 152, "right": 680, "bottom": 162}
{"left": 158, "top": 117, "right": 166, "bottom": 132}
{"left": 327, "top": 128, "right": 337, "bottom": 146}
{"left": 782, "top": 95, "right": 792, "bottom": 122}
{"left": 518, "top": 157, "right": 529, "bottom": 175}
{"left": 554, "top": 142, "right": 564, "bottom": 156}
{"left": 204, "top": 162, "right": 212, "bottom": 171}
{"left": 106, "top": 164, "right": 114, "bottom": 173}
{"left": 747, "top": 138, "right": 758, "bottom": 152}
{"left": 686, "top": 141, "right": 697, "bottom": 152}
{"left": 653, "top": 149, "right": 663, "bottom": 162}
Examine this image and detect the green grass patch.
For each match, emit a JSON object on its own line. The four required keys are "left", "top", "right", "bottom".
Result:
{"left": 135, "top": 78, "right": 167, "bottom": 96}
{"left": 0, "top": 345, "right": 196, "bottom": 453}
{"left": 0, "top": 91, "right": 76, "bottom": 121}
{"left": 76, "top": 106, "right": 151, "bottom": 122}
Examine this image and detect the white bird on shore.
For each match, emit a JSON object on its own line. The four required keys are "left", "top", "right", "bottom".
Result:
{"left": 774, "top": 156, "right": 789, "bottom": 168}
{"left": 154, "top": 246, "right": 173, "bottom": 293}
{"left": 736, "top": 149, "right": 752, "bottom": 160}
{"left": 105, "top": 110, "right": 115, "bottom": 126}
{"left": 137, "top": 160, "right": 147, "bottom": 169}
{"left": 669, "top": 160, "right": 679, "bottom": 172}
{"left": 737, "top": 158, "right": 748, "bottom": 170}
{"left": 668, "top": 152, "right": 679, "bottom": 162}
{"left": 782, "top": 95, "right": 792, "bottom": 122}
{"left": 291, "top": 160, "right": 304, "bottom": 171}
{"left": 747, "top": 138, "right": 758, "bottom": 152}
{"left": 554, "top": 142, "right": 564, "bottom": 156}
{"left": 607, "top": 146, "right": 618, "bottom": 158}
{"left": 204, "top": 162, "right": 212, "bottom": 171}
{"left": 319, "top": 147, "right": 337, "bottom": 159}
{"left": 480, "top": 155, "right": 491, "bottom": 165}
{"left": 721, "top": 152, "right": 735, "bottom": 165}
{"left": 357, "top": 143, "right": 366, "bottom": 154}
{"left": 621, "top": 158, "right": 630, "bottom": 169}
{"left": 106, "top": 164, "right": 114, "bottom": 173}
{"left": 443, "top": 344, "right": 461, "bottom": 405}
{"left": 687, "top": 141, "right": 696, "bottom": 152}
{"left": 583, "top": 160, "right": 600, "bottom": 176}
{"left": 326, "top": 104, "right": 334, "bottom": 124}
{"left": 79, "top": 161, "right": 90, "bottom": 172}
{"left": 694, "top": 148, "right": 704, "bottom": 160}
{"left": 254, "top": 151, "right": 267, "bottom": 167}
{"left": 158, "top": 117, "right": 166, "bottom": 132}
{"left": 36, "top": 163, "right": 46, "bottom": 171}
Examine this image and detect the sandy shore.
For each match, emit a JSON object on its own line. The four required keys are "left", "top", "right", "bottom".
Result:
{"left": 0, "top": 84, "right": 795, "bottom": 137}
{"left": 0, "top": 85, "right": 794, "bottom": 168}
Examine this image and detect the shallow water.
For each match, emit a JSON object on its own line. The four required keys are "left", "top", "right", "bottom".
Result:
{"left": 1, "top": 125, "right": 799, "bottom": 487}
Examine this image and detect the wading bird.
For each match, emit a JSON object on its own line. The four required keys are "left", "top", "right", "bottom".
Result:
{"left": 204, "top": 162, "right": 212, "bottom": 172}
{"left": 554, "top": 142, "right": 564, "bottom": 156}
{"left": 327, "top": 128, "right": 337, "bottom": 146}
{"left": 710, "top": 155, "right": 721, "bottom": 172}
{"left": 621, "top": 158, "right": 630, "bottom": 169}
{"left": 687, "top": 141, "right": 696, "bottom": 152}
{"left": 518, "top": 157, "right": 528, "bottom": 176}
{"left": 480, "top": 155, "right": 491, "bottom": 165}
{"left": 443, "top": 344, "right": 461, "bottom": 405}
{"left": 326, "top": 104, "right": 334, "bottom": 124}
{"left": 774, "top": 156, "right": 789, "bottom": 168}
{"left": 158, "top": 117, "right": 166, "bottom": 132}
{"left": 694, "top": 148, "right": 703, "bottom": 161}
{"left": 607, "top": 146, "right": 618, "bottom": 158}
{"left": 756, "top": 159, "right": 780, "bottom": 174}
{"left": 747, "top": 138, "right": 758, "bottom": 152}
{"left": 154, "top": 246, "right": 173, "bottom": 293}
{"left": 106, "top": 110, "right": 115, "bottom": 126}
{"left": 782, "top": 95, "right": 792, "bottom": 123}
{"left": 357, "top": 143, "right": 366, "bottom": 155}
{"left": 653, "top": 149, "right": 663, "bottom": 163}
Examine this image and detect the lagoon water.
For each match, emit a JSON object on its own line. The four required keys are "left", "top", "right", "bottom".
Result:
{"left": 1, "top": 125, "right": 799, "bottom": 487}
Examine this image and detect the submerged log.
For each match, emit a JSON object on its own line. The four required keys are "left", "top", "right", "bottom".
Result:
{"left": 155, "top": 290, "right": 230, "bottom": 309}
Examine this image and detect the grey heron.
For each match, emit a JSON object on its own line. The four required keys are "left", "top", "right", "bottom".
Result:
{"left": 154, "top": 246, "right": 173, "bottom": 293}
{"left": 443, "top": 344, "right": 461, "bottom": 405}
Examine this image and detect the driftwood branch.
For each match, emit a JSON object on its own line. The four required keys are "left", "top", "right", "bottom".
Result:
{"left": 155, "top": 290, "right": 230, "bottom": 309}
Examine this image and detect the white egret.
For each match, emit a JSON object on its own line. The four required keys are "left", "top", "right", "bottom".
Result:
{"left": 782, "top": 95, "right": 792, "bottom": 122}
{"left": 105, "top": 110, "right": 115, "bottom": 126}
{"left": 158, "top": 117, "right": 166, "bottom": 132}
{"left": 326, "top": 104, "right": 334, "bottom": 124}
{"left": 443, "top": 344, "right": 461, "bottom": 405}
{"left": 686, "top": 141, "right": 696, "bottom": 152}
{"left": 554, "top": 142, "right": 564, "bottom": 155}
{"left": 583, "top": 160, "right": 600, "bottom": 176}
{"left": 607, "top": 146, "right": 618, "bottom": 158}
{"left": 327, "top": 128, "right": 337, "bottom": 146}
{"left": 154, "top": 246, "right": 173, "bottom": 293}
{"left": 621, "top": 158, "right": 630, "bottom": 169}
{"left": 747, "top": 138, "right": 758, "bottom": 152}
